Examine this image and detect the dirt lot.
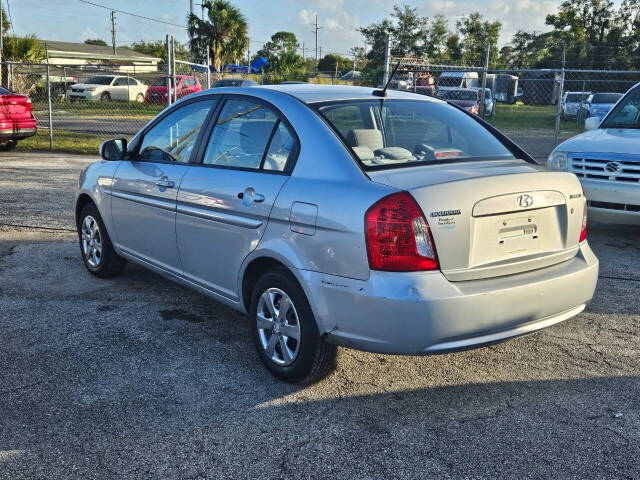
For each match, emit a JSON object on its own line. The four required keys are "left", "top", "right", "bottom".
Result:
{"left": 1, "top": 152, "right": 639, "bottom": 479}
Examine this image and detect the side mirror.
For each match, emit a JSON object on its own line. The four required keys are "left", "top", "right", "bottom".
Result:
{"left": 585, "top": 117, "right": 600, "bottom": 131}
{"left": 99, "top": 138, "right": 127, "bottom": 161}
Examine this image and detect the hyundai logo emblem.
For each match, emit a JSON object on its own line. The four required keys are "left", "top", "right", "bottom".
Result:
{"left": 604, "top": 162, "right": 622, "bottom": 174}
{"left": 517, "top": 194, "right": 534, "bottom": 208}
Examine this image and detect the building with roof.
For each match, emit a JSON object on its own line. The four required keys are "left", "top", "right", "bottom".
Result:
{"left": 44, "top": 40, "right": 161, "bottom": 72}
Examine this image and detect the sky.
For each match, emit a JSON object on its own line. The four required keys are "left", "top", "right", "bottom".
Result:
{"left": 5, "top": 0, "right": 601, "bottom": 58}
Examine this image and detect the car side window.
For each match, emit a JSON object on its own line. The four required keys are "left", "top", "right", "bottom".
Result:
{"left": 114, "top": 78, "right": 128, "bottom": 86}
{"left": 127, "top": 78, "right": 138, "bottom": 86}
{"left": 202, "top": 99, "right": 279, "bottom": 169}
{"left": 263, "top": 122, "right": 295, "bottom": 172}
{"left": 138, "top": 100, "right": 214, "bottom": 164}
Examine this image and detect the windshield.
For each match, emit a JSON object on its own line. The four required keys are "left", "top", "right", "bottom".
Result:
{"left": 437, "top": 74, "right": 462, "bottom": 87}
{"left": 151, "top": 77, "right": 173, "bottom": 87}
{"left": 565, "top": 93, "right": 586, "bottom": 102}
{"left": 86, "top": 76, "right": 115, "bottom": 85}
{"left": 439, "top": 90, "right": 478, "bottom": 101}
{"left": 591, "top": 93, "right": 622, "bottom": 104}
{"left": 600, "top": 87, "right": 640, "bottom": 129}
{"left": 318, "top": 99, "right": 514, "bottom": 170}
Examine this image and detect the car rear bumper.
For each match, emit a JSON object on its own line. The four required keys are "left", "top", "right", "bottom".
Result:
{"left": 299, "top": 243, "right": 598, "bottom": 355}
{"left": 582, "top": 179, "right": 640, "bottom": 225}
{"left": 0, "top": 119, "right": 37, "bottom": 140}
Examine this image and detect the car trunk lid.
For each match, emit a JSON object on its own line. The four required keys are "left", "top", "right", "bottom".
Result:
{"left": 369, "top": 160, "right": 585, "bottom": 281}
{"left": 0, "top": 94, "right": 32, "bottom": 117}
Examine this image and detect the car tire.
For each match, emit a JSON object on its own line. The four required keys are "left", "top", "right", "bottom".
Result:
{"left": 78, "top": 203, "right": 126, "bottom": 278}
{"left": 0, "top": 139, "right": 18, "bottom": 151}
{"left": 135, "top": 93, "right": 144, "bottom": 103}
{"left": 101, "top": 92, "right": 111, "bottom": 101}
{"left": 250, "top": 268, "right": 336, "bottom": 384}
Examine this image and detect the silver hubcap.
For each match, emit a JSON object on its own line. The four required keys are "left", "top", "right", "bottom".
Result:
{"left": 81, "top": 215, "right": 102, "bottom": 268}
{"left": 257, "top": 288, "right": 301, "bottom": 366}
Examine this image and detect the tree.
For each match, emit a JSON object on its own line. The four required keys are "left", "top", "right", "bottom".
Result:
{"left": 187, "top": 0, "right": 248, "bottom": 71}
{"left": 456, "top": 13, "right": 502, "bottom": 67}
{"left": 1, "top": 6, "right": 10, "bottom": 36}
{"left": 317, "top": 54, "right": 352, "bottom": 74}
{"left": 84, "top": 39, "right": 107, "bottom": 46}
{"left": 127, "top": 39, "right": 189, "bottom": 63}
{"left": 2, "top": 35, "right": 44, "bottom": 62}
{"left": 255, "top": 31, "right": 306, "bottom": 78}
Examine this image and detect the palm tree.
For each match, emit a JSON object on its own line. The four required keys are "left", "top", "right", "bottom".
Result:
{"left": 187, "top": 0, "right": 248, "bottom": 72}
{"left": 2, "top": 35, "right": 45, "bottom": 62}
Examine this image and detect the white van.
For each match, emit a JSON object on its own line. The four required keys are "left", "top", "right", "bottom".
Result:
{"left": 436, "top": 71, "right": 479, "bottom": 93}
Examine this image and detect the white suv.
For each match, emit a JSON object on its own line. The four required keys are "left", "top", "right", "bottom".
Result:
{"left": 549, "top": 83, "right": 640, "bottom": 225}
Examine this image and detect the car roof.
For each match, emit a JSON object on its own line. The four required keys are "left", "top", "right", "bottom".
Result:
{"left": 256, "top": 84, "right": 443, "bottom": 104}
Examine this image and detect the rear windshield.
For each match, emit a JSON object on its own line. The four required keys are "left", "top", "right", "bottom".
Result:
{"left": 151, "top": 77, "right": 173, "bottom": 86}
{"left": 86, "top": 76, "right": 115, "bottom": 85}
{"left": 439, "top": 90, "right": 478, "bottom": 101}
{"left": 600, "top": 87, "right": 640, "bottom": 129}
{"left": 565, "top": 93, "right": 587, "bottom": 102}
{"left": 318, "top": 99, "right": 514, "bottom": 170}
{"left": 592, "top": 93, "right": 622, "bottom": 104}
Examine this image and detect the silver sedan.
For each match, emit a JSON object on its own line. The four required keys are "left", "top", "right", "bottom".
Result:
{"left": 76, "top": 84, "right": 599, "bottom": 383}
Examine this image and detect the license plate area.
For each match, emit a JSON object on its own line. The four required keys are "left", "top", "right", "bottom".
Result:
{"left": 469, "top": 208, "right": 565, "bottom": 268}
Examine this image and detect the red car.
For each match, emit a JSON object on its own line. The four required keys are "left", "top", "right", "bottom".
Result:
{"left": 0, "top": 87, "right": 37, "bottom": 151}
{"left": 145, "top": 75, "right": 202, "bottom": 105}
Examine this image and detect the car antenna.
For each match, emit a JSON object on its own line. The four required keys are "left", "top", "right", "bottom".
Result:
{"left": 372, "top": 60, "right": 401, "bottom": 98}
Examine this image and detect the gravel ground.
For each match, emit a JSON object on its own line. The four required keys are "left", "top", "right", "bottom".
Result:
{"left": 1, "top": 152, "right": 639, "bottom": 479}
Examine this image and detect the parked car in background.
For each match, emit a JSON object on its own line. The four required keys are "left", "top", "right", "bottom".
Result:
{"left": 549, "top": 83, "right": 640, "bottom": 225}
{"left": 76, "top": 84, "right": 598, "bottom": 383}
{"left": 212, "top": 78, "right": 258, "bottom": 88}
{"left": 0, "top": 87, "right": 36, "bottom": 151}
{"left": 340, "top": 70, "right": 361, "bottom": 81}
{"left": 145, "top": 75, "right": 202, "bottom": 104}
{"left": 438, "top": 88, "right": 481, "bottom": 114}
{"left": 68, "top": 75, "right": 148, "bottom": 102}
{"left": 471, "top": 87, "right": 494, "bottom": 115}
{"left": 561, "top": 91, "right": 591, "bottom": 120}
{"left": 436, "top": 71, "right": 479, "bottom": 93}
{"left": 578, "top": 92, "right": 624, "bottom": 121}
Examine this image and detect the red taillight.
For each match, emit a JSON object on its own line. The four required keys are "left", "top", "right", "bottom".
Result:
{"left": 365, "top": 192, "right": 438, "bottom": 272}
{"left": 579, "top": 187, "right": 587, "bottom": 242}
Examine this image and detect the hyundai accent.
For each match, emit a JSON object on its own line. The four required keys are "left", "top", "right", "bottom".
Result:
{"left": 76, "top": 85, "right": 599, "bottom": 383}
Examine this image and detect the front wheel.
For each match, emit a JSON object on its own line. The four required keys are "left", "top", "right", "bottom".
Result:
{"left": 250, "top": 269, "right": 336, "bottom": 384}
{"left": 78, "top": 203, "right": 126, "bottom": 278}
{"left": 100, "top": 92, "right": 111, "bottom": 101}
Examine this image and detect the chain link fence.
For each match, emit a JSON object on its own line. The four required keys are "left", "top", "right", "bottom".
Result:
{"left": 4, "top": 59, "right": 639, "bottom": 159}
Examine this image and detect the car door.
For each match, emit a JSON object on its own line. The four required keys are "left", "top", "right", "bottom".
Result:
{"left": 109, "top": 98, "right": 216, "bottom": 274}
{"left": 176, "top": 96, "right": 299, "bottom": 300}
{"left": 109, "top": 77, "right": 127, "bottom": 101}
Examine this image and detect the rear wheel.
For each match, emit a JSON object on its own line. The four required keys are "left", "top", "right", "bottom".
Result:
{"left": 135, "top": 93, "right": 144, "bottom": 103}
{"left": 0, "top": 140, "right": 17, "bottom": 151}
{"left": 78, "top": 203, "right": 126, "bottom": 278}
{"left": 250, "top": 268, "right": 336, "bottom": 384}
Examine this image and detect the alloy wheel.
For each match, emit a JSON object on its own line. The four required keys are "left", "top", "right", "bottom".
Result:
{"left": 256, "top": 288, "right": 301, "bottom": 366}
{"left": 81, "top": 215, "right": 103, "bottom": 268}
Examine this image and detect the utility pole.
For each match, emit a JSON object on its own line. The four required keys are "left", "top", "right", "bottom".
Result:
{"left": 190, "top": 0, "right": 194, "bottom": 16}
{"left": 302, "top": 42, "right": 305, "bottom": 60}
{"left": 312, "top": 15, "right": 322, "bottom": 72}
{"left": 110, "top": 11, "right": 116, "bottom": 55}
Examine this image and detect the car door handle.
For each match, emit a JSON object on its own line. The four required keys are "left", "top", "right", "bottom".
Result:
{"left": 155, "top": 179, "right": 175, "bottom": 188}
{"left": 253, "top": 193, "right": 265, "bottom": 203}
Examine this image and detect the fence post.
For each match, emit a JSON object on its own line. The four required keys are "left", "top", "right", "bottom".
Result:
{"left": 382, "top": 35, "right": 391, "bottom": 86}
{"left": 554, "top": 43, "right": 566, "bottom": 147}
{"left": 45, "top": 43, "right": 53, "bottom": 151}
{"left": 171, "top": 35, "right": 177, "bottom": 102}
{"left": 206, "top": 49, "right": 211, "bottom": 88}
{"left": 165, "top": 35, "right": 172, "bottom": 106}
{"left": 479, "top": 44, "right": 489, "bottom": 118}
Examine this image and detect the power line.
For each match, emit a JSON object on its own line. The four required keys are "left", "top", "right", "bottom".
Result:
{"left": 77, "top": 0, "right": 187, "bottom": 29}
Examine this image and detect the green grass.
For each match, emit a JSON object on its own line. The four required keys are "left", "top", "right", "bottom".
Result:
{"left": 16, "top": 129, "right": 105, "bottom": 155}
{"left": 489, "top": 102, "right": 582, "bottom": 134}
{"left": 32, "top": 99, "right": 164, "bottom": 119}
